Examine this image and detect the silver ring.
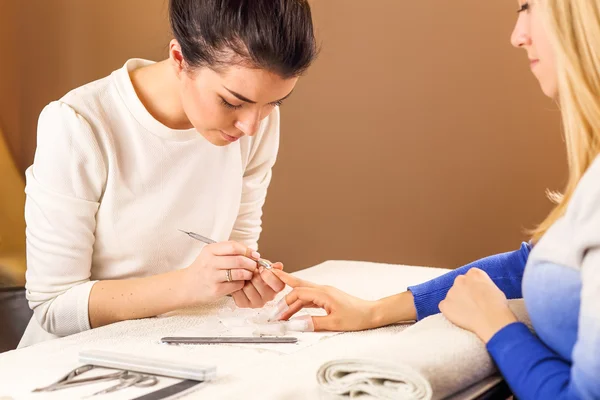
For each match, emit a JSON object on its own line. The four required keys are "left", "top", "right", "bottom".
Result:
{"left": 226, "top": 269, "right": 233, "bottom": 282}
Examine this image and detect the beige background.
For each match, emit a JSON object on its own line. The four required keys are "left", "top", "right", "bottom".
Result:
{"left": 1, "top": 1, "right": 566, "bottom": 276}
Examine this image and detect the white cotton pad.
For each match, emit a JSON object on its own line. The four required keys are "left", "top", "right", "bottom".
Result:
{"left": 285, "top": 315, "right": 314, "bottom": 332}
{"left": 253, "top": 323, "right": 287, "bottom": 337}
{"left": 266, "top": 299, "right": 289, "bottom": 322}
{"left": 252, "top": 315, "right": 315, "bottom": 336}
{"left": 248, "top": 309, "right": 272, "bottom": 325}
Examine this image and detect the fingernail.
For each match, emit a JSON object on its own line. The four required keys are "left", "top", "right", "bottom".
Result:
{"left": 267, "top": 298, "right": 288, "bottom": 321}
{"left": 258, "top": 266, "right": 265, "bottom": 273}
{"left": 285, "top": 315, "right": 314, "bottom": 332}
{"left": 252, "top": 251, "right": 261, "bottom": 260}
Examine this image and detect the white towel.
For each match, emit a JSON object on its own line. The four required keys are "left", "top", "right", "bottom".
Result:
{"left": 317, "top": 299, "right": 532, "bottom": 400}
{"left": 0, "top": 261, "right": 459, "bottom": 400}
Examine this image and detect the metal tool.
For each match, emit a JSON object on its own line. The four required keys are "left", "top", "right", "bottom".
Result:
{"left": 160, "top": 336, "right": 298, "bottom": 344}
{"left": 178, "top": 229, "right": 273, "bottom": 270}
{"left": 32, "top": 365, "right": 157, "bottom": 394}
{"left": 33, "top": 349, "right": 216, "bottom": 396}
{"left": 84, "top": 372, "right": 158, "bottom": 398}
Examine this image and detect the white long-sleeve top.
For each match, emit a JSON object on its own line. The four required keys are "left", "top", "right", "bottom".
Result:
{"left": 19, "top": 59, "right": 280, "bottom": 348}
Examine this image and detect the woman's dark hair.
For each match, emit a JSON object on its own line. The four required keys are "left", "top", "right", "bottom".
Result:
{"left": 169, "top": 0, "right": 318, "bottom": 78}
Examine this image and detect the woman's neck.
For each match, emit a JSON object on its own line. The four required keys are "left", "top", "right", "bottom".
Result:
{"left": 129, "top": 60, "right": 193, "bottom": 130}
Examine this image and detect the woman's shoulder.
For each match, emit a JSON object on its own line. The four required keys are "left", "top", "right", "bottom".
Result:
{"left": 566, "top": 154, "right": 600, "bottom": 222}
{"left": 574, "top": 155, "right": 600, "bottom": 199}
{"left": 48, "top": 61, "right": 134, "bottom": 126}
{"left": 57, "top": 74, "right": 116, "bottom": 119}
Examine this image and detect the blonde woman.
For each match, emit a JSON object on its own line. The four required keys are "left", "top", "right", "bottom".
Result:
{"left": 271, "top": 1, "right": 600, "bottom": 398}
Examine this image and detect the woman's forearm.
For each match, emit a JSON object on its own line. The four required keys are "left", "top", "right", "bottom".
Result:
{"left": 88, "top": 268, "right": 192, "bottom": 328}
{"left": 370, "top": 291, "right": 417, "bottom": 328}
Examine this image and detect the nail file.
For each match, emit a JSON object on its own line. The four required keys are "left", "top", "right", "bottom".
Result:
{"left": 78, "top": 350, "right": 216, "bottom": 381}
{"left": 160, "top": 336, "right": 298, "bottom": 344}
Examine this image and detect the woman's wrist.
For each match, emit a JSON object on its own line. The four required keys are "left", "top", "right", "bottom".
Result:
{"left": 178, "top": 266, "right": 200, "bottom": 306}
{"left": 370, "top": 291, "right": 418, "bottom": 328}
{"left": 477, "top": 311, "right": 518, "bottom": 343}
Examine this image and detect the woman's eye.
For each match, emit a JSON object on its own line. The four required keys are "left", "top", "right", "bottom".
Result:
{"left": 220, "top": 98, "right": 243, "bottom": 110}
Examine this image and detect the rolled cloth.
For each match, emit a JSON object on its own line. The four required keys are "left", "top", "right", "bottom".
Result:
{"left": 317, "top": 299, "right": 532, "bottom": 400}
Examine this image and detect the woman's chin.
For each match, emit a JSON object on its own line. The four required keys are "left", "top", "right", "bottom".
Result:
{"left": 539, "top": 80, "right": 558, "bottom": 99}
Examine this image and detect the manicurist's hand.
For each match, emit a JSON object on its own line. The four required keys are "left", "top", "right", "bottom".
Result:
{"left": 184, "top": 241, "right": 261, "bottom": 303}
{"left": 231, "top": 261, "right": 286, "bottom": 308}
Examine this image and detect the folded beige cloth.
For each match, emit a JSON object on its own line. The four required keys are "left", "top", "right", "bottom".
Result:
{"left": 317, "top": 299, "right": 532, "bottom": 400}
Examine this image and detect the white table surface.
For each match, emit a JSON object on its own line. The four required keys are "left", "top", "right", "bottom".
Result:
{"left": 0, "top": 260, "right": 451, "bottom": 400}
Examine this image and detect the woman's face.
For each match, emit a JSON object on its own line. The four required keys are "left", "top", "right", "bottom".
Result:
{"left": 511, "top": 0, "right": 558, "bottom": 98}
{"left": 171, "top": 43, "right": 298, "bottom": 146}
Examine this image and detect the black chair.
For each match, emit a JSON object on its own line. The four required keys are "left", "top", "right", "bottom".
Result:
{"left": 0, "top": 287, "right": 32, "bottom": 353}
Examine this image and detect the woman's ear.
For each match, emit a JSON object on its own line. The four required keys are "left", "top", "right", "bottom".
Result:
{"left": 168, "top": 39, "right": 186, "bottom": 77}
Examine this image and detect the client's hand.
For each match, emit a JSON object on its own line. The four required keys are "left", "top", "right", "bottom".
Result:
{"left": 231, "top": 261, "right": 286, "bottom": 308}
{"left": 268, "top": 269, "right": 377, "bottom": 332}
{"left": 439, "top": 268, "right": 517, "bottom": 343}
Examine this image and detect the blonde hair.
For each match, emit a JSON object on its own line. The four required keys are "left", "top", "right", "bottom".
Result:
{"left": 531, "top": 0, "right": 600, "bottom": 242}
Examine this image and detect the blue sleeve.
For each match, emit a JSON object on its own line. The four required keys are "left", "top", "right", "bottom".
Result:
{"left": 487, "top": 322, "right": 589, "bottom": 400}
{"left": 407, "top": 242, "right": 531, "bottom": 320}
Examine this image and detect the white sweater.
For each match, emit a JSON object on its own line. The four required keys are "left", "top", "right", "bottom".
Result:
{"left": 20, "top": 59, "right": 280, "bottom": 348}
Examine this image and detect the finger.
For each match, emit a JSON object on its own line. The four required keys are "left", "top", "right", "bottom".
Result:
{"left": 220, "top": 268, "right": 253, "bottom": 282}
{"left": 242, "top": 282, "right": 263, "bottom": 308}
{"left": 452, "top": 274, "right": 466, "bottom": 288}
{"left": 271, "top": 262, "right": 284, "bottom": 270}
{"left": 438, "top": 299, "right": 447, "bottom": 314}
{"left": 285, "top": 315, "right": 315, "bottom": 332}
{"left": 260, "top": 269, "right": 286, "bottom": 293}
{"left": 267, "top": 287, "right": 330, "bottom": 321}
{"left": 270, "top": 269, "right": 318, "bottom": 288}
{"left": 231, "top": 289, "right": 251, "bottom": 308}
{"left": 302, "top": 303, "right": 320, "bottom": 308}
{"left": 214, "top": 255, "right": 257, "bottom": 272}
{"left": 278, "top": 299, "right": 311, "bottom": 321}
{"left": 285, "top": 287, "right": 330, "bottom": 310}
{"left": 473, "top": 268, "right": 496, "bottom": 284}
{"left": 310, "top": 315, "right": 339, "bottom": 332}
{"left": 250, "top": 273, "right": 276, "bottom": 300}
{"left": 284, "top": 314, "right": 333, "bottom": 332}
{"left": 467, "top": 267, "right": 485, "bottom": 278}
{"left": 210, "top": 241, "right": 261, "bottom": 260}
{"left": 219, "top": 281, "right": 245, "bottom": 297}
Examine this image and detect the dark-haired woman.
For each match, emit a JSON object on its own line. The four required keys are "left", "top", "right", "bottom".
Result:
{"left": 20, "top": 0, "right": 317, "bottom": 347}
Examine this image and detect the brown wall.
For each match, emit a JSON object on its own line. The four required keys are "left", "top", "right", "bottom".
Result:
{"left": 0, "top": 1, "right": 26, "bottom": 283}
{"left": 0, "top": 1, "right": 21, "bottom": 156}
{"left": 4, "top": 0, "right": 171, "bottom": 174}
{"left": 262, "top": 1, "right": 567, "bottom": 270}
{"left": 1, "top": 1, "right": 566, "bottom": 274}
